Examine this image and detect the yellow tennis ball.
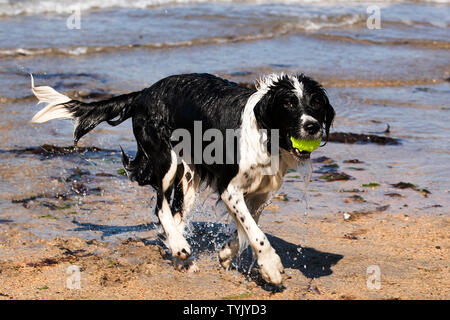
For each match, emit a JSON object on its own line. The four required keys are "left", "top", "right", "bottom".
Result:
{"left": 290, "top": 137, "right": 321, "bottom": 152}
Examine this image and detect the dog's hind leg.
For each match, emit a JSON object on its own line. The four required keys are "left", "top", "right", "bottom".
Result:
{"left": 167, "top": 162, "right": 200, "bottom": 272}
{"left": 218, "top": 227, "right": 240, "bottom": 270}
{"left": 171, "top": 162, "right": 198, "bottom": 235}
{"left": 156, "top": 151, "right": 192, "bottom": 260}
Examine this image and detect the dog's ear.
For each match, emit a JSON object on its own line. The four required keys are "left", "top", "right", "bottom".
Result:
{"left": 253, "top": 94, "right": 273, "bottom": 130}
{"left": 323, "top": 103, "right": 335, "bottom": 140}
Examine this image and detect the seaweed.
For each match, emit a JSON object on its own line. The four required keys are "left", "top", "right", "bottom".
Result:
{"left": 391, "top": 182, "right": 431, "bottom": 197}
{"left": 361, "top": 182, "right": 380, "bottom": 187}
{"left": 318, "top": 172, "right": 353, "bottom": 182}
{"left": 328, "top": 132, "right": 400, "bottom": 145}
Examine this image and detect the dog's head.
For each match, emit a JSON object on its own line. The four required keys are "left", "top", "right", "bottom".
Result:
{"left": 253, "top": 74, "right": 335, "bottom": 160}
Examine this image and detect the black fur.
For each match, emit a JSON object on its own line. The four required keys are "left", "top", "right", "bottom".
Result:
{"left": 60, "top": 73, "right": 334, "bottom": 218}
{"left": 65, "top": 91, "right": 142, "bottom": 144}
{"left": 36, "top": 73, "right": 335, "bottom": 277}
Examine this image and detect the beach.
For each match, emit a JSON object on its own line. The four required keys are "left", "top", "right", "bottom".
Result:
{"left": 0, "top": 0, "right": 449, "bottom": 299}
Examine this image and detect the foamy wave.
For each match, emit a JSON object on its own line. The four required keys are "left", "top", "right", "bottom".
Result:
{"left": 0, "top": 0, "right": 447, "bottom": 17}
{"left": 0, "top": 16, "right": 366, "bottom": 58}
{"left": 5, "top": 12, "right": 447, "bottom": 59}
{"left": 0, "top": 0, "right": 197, "bottom": 16}
{"left": 301, "top": 13, "right": 363, "bottom": 31}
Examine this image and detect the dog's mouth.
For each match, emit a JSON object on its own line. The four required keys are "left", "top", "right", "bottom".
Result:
{"left": 287, "top": 135, "right": 311, "bottom": 161}
{"left": 290, "top": 147, "right": 311, "bottom": 161}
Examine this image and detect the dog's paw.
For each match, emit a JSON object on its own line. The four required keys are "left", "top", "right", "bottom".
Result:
{"left": 218, "top": 241, "right": 239, "bottom": 270}
{"left": 169, "top": 235, "right": 191, "bottom": 260}
{"left": 257, "top": 250, "right": 284, "bottom": 285}
{"left": 173, "top": 257, "right": 199, "bottom": 273}
{"left": 218, "top": 246, "right": 233, "bottom": 270}
{"left": 187, "top": 261, "right": 199, "bottom": 273}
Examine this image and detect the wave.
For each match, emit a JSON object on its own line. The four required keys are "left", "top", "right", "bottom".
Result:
{"left": 1, "top": 17, "right": 448, "bottom": 59}
{"left": 0, "top": 36, "right": 284, "bottom": 58}
{"left": 0, "top": 16, "right": 366, "bottom": 58}
{"left": 313, "top": 33, "right": 450, "bottom": 49}
{"left": 1, "top": 11, "right": 448, "bottom": 60}
{"left": 0, "top": 0, "right": 448, "bottom": 17}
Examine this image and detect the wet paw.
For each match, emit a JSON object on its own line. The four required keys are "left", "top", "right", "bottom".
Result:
{"left": 187, "top": 261, "right": 199, "bottom": 273}
{"left": 173, "top": 257, "right": 198, "bottom": 273}
{"left": 174, "top": 247, "right": 191, "bottom": 260}
{"left": 218, "top": 242, "right": 238, "bottom": 270}
{"left": 258, "top": 250, "right": 284, "bottom": 285}
{"left": 218, "top": 247, "right": 233, "bottom": 270}
{"left": 169, "top": 236, "right": 191, "bottom": 260}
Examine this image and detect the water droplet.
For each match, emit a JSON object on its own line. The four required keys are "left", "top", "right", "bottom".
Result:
{"left": 297, "top": 159, "right": 312, "bottom": 247}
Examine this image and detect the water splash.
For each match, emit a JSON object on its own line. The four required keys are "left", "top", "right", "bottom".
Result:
{"left": 297, "top": 159, "right": 313, "bottom": 250}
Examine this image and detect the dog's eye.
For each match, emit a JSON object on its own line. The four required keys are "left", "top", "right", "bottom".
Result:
{"left": 284, "top": 102, "right": 293, "bottom": 108}
{"left": 311, "top": 95, "right": 326, "bottom": 109}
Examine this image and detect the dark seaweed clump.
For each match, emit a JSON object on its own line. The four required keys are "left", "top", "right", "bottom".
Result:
{"left": 328, "top": 132, "right": 400, "bottom": 145}
{"left": 21, "top": 144, "right": 108, "bottom": 156}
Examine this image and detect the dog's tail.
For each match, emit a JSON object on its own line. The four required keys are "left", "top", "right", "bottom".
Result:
{"left": 30, "top": 74, "right": 142, "bottom": 144}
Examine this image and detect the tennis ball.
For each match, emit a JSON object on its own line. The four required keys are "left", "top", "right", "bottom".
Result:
{"left": 290, "top": 137, "right": 321, "bottom": 152}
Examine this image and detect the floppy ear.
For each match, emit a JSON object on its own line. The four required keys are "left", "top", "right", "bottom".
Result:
{"left": 324, "top": 103, "right": 335, "bottom": 140}
{"left": 253, "top": 94, "right": 273, "bottom": 130}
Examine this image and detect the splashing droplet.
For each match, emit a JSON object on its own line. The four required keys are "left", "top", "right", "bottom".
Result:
{"left": 297, "top": 159, "right": 313, "bottom": 248}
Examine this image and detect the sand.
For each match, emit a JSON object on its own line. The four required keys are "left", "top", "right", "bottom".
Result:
{"left": 0, "top": 205, "right": 448, "bottom": 300}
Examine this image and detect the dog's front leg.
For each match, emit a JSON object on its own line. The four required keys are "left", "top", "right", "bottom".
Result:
{"left": 218, "top": 193, "right": 270, "bottom": 270}
{"left": 221, "top": 186, "right": 284, "bottom": 285}
{"left": 157, "top": 196, "right": 191, "bottom": 259}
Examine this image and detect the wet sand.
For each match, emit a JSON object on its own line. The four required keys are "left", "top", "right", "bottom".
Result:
{"left": 0, "top": 207, "right": 447, "bottom": 300}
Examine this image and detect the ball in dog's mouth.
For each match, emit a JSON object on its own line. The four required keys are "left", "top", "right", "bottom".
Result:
{"left": 289, "top": 137, "right": 321, "bottom": 161}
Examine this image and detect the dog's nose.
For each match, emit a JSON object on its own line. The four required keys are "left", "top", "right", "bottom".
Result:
{"left": 303, "top": 121, "right": 321, "bottom": 135}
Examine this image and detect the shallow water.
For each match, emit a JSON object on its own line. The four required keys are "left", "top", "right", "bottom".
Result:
{"left": 0, "top": 0, "right": 449, "bottom": 243}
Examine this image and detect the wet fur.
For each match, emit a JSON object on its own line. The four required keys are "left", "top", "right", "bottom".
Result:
{"left": 30, "top": 73, "right": 334, "bottom": 284}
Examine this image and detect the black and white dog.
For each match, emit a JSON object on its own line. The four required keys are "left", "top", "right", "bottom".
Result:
{"left": 31, "top": 73, "right": 334, "bottom": 285}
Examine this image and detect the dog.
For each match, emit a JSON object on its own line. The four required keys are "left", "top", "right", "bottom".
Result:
{"left": 30, "top": 73, "right": 334, "bottom": 285}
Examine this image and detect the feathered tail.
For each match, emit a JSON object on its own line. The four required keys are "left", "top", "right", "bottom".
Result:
{"left": 30, "top": 74, "right": 142, "bottom": 144}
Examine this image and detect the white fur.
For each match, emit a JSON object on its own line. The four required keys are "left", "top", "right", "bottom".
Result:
{"left": 291, "top": 76, "right": 304, "bottom": 99}
{"left": 255, "top": 73, "right": 285, "bottom": 92}
{"left": 30, "top": 74, "right": 73, "bottom": 123}
{"left": 159, "top": 151, "right": 191, "bottom": 259}
{"left": 300, "top": 114, "right": 322, "bottom": 139}
{"left": 158, "top": 197, "right": 191, "bottom": 259}
{"left": 239, "top": 73, "right": 297, "bottom": 170}
{"left": 230, "top": 79, "right": 273, "bottom": 252}
{"left": 173, "top": 160, "right": 199, "bottom": 235}
{"left": 221, "top": 186, "right": 283, "bottom": 285}
{"left": 239, "top": 92, "right": 271, "bottom": 170}
{"left": 162, "top": 150, "right": 178, "bottom": 192}
{"left": 237, "top": 74, "right": 300, "bottom": 195}
{"left": 301, "top": 114, "right": 317, "bottom": 123}
{"left": 217, "top": 74, "right": 308, "bottom": 284}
